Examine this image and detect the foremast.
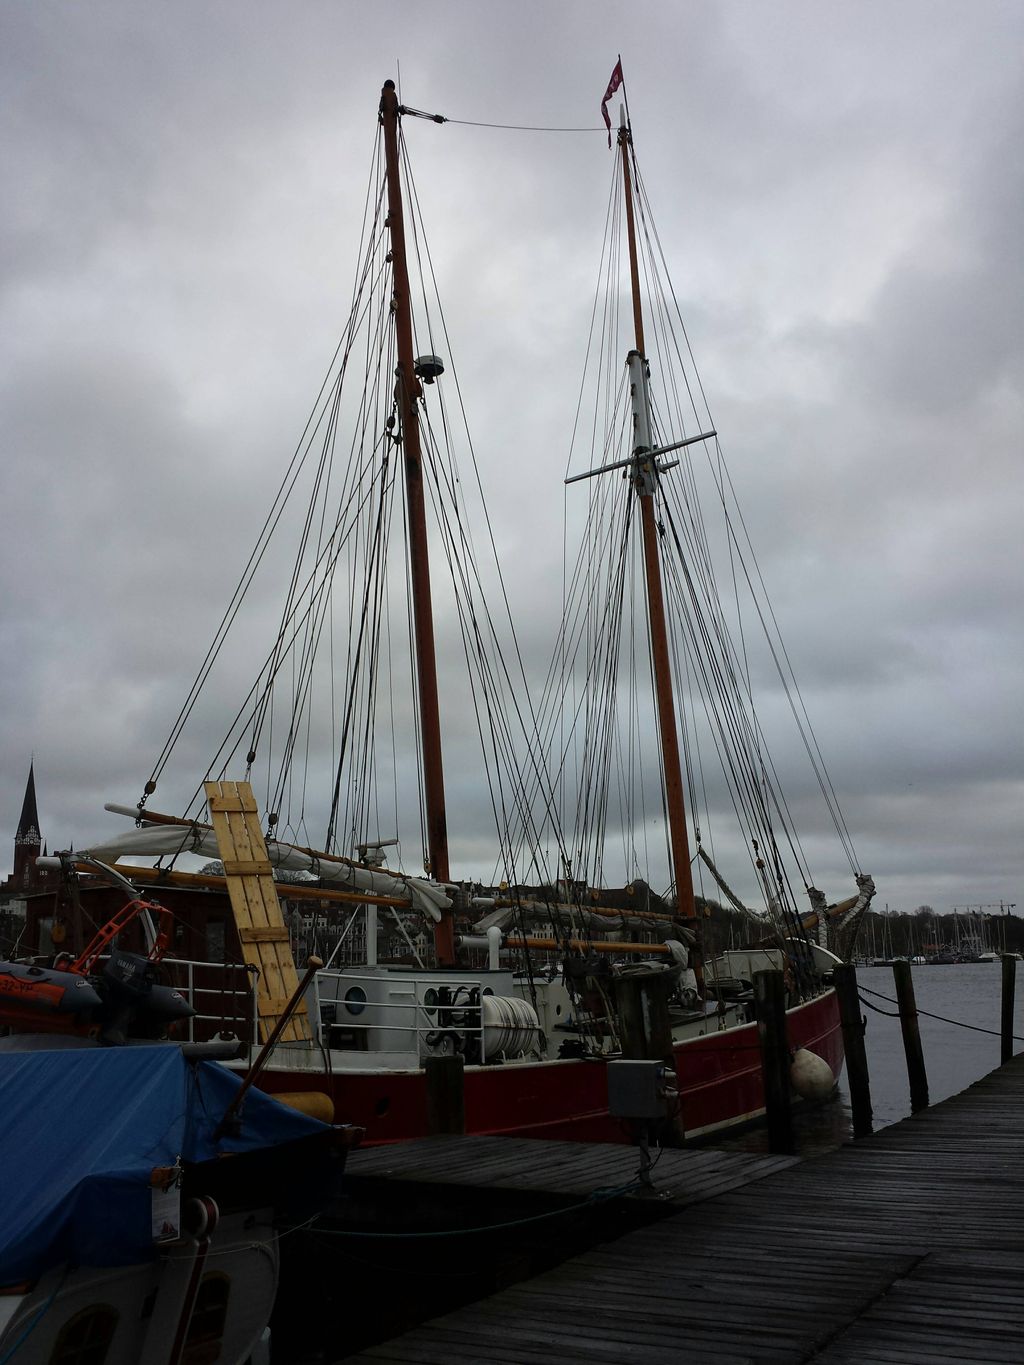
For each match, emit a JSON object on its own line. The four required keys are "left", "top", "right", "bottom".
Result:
{"left": 617, "top": 117, "right": 698, "bottom": 926}
{"left": 379, "top": 80, "right": 455, "bottom": 966}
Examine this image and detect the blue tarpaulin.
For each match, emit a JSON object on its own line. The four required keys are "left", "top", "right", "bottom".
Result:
{"left": 0, "top": 1044, "right": 329, "bottom": 1282}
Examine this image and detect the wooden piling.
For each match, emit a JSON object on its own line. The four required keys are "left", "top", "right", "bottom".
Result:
{"left": 425, "top": 1054, "right": 465, "bottom": 1135}
{"left": 892, "top": 958, "right": 929, "bottom": 1113}
{"left": 1001, "top": 954, "right": 1016, "bottom": 1066}
{"left": 617, "top": 971, "right": 685, "bottom": 1144}
{"left": 753, "top": 969, "right": 793, "bottom": 1155}
{"left": 833, "top": 962, "right": 873, "bottom": 1138}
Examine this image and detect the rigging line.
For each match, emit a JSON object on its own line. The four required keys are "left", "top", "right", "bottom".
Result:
{"left": 255, "top": 371, "right": 345, "bottom": 773}
{"left": 635, "top": 165, "right": 857, "bottom": 870}
{"left": 440, "top": 117, "right": 607, "bottom": 134}
{"left": 715, "top": 490, "right": 858, "bottom": 872}
{"left": 664, "top": 526, "right": 703, "bottom": 855}
{"left": 546, "top": 180, "right": 625, "bottom": 846}
{"left": 662, "top": 479, "right": 812, "bottom": 894}
{"left": 338, "top": 326, "right": 401, "bottom": 845}
{"left": 659, "top": 509, "right": 794, "bottom": 933}
{"left": 631, "top": 184, "right": 818, "bottom": 895}
{"left": 295, "top": 284, "right": 387, "bottom": 831}
{"left": 575, "top": 493, "right": 633, "bottom": 884}
{"left": 159, "top": 239, "right": 391, "bottom": 801}
{"left": 420, "top": 403, "right": 558, "bottom": 886}
{"left": 336, "top": 343, "right": 390, "bottom": 850}
{"left": 565, "top": 164, "right": 624, "bottom": 477}
{"left": 259, "top": 233, "right": 392, "bottom": 759}
{"left": 543, "top": 457, "right": 633, "bottom": 881}
{"left": 181, "top": 465, "right": 388, "bottom": 821}
{"left": 611, "top": 499, "right": 658, "bottom": 883}
{"left": 409, "top": 416, "right": 521, "bottom": 861}
{"left": 661, "top": 506, "right": 764, "bottom": 826}
{"left": 352, "top": 475, "right": 393, "bottom": 851}
{"left": 395, "top": 426, "right": 428, "bottom": 870}
{"left": 325, "top": 476, "right": 389, "bottom": 850}
{"left": 244, "top": 236, "right": 395, "bottom": 813}
{"left": 428, "top": 493, "right": 514, "bottom": 873}
{"left": 348, "top": 314, "right": 400, "bottom": 844}
{"left": 342, "top": 414, "right": 398, "bottom": 846}
{"left": 402, "top": 146, "right": 579, "bottom": 883}
{"left": 324, "top": 211, "right": 393, "bottom": 824}
{"left": 404, "top": 169, "right": 570, "bottom": 802}
{"left": 147, "top": 179, "right": 388, "bottom": 788}
{"left": 722, "top": 459, "right": 859, "bottom": 869}
{"left": 265, "top": 385, "right": 386, "bottom": 822}
{"left": 659, "top": 461, "right": 807, "bottom": 872}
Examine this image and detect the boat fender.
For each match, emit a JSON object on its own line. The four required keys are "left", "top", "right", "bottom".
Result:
{"left": 789, "top": 1048, "right": 835, "bottom": 1103}
{"left": 272, "top": 1091, "right": 335, "bottom": 1124}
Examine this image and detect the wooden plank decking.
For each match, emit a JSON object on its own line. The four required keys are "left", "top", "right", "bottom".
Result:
{"left": 345, "top": 1133, "right": 798, "bottom": 1207}
{"left": 338, "top": 1055, "right": 1024, "bottom": 1364}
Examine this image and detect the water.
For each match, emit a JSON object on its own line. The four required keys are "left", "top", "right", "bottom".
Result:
{"left": 733, "top": 962, "right": 1022, "bottom": 1154}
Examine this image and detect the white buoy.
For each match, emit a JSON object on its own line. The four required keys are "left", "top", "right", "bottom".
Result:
{"left": 789, "top": 1047, "right": 836, "bottom": 1103}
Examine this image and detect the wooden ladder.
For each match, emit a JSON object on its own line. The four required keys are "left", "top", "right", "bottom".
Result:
{"left": 205, "top": 779, "right": 311, "bottom": 1044}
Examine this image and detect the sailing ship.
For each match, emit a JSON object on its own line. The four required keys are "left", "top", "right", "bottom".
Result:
{"left": 12, "top": 74, "right": 874, "bottom": 1144}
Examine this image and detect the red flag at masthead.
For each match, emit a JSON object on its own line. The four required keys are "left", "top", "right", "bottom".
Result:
{"left": 600, "top": 59, "right": 624, "bottom": 147}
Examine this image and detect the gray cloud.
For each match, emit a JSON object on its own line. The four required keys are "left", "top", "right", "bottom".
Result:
{"left": 2, "top": 1, "right": 1021, "bottom": 916}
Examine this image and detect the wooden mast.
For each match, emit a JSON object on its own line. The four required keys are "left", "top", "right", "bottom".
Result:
{"left": 617, "top": 119, "right": 697, "bottom": 922}
{"left": 379, "top": 79, "right": 455, "bottom": 965}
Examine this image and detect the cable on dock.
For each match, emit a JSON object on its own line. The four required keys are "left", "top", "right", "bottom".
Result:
{"left": 309, "top": 1179, "right": 642, "bottom": 1241}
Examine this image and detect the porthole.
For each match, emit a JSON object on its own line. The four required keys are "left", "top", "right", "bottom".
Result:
{"left": 49, "top": 1305, "right": 118, "bottom": 1365}
{"left": 423, "top": 987, "right": 439, "bottom": 1016}
{"left": 344, "top": 986, "right": 367, "bottom": 1016}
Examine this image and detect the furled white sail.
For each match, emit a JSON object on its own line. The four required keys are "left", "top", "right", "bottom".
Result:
{"left": 54, "top": 812, "right": 452, "bottom": 923}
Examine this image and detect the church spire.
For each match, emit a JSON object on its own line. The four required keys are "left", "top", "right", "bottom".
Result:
{"left": 16, "top": 762, "right": 41, "bottom": 847}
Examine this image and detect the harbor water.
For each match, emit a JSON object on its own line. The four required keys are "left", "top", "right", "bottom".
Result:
{"left": 735, "top": 961, "right": 1023, "bottom": 1154}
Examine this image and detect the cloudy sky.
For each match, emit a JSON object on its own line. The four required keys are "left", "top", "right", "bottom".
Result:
{"left": 2, "top": 0, "right": 1020, "bottom": 915}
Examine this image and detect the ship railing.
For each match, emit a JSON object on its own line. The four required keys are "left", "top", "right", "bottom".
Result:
{"left": 311, "top": 968, "right": 489, "bottom": 1057}
{"left": 159, "top": 956, "right": 259, "bottom": 1046}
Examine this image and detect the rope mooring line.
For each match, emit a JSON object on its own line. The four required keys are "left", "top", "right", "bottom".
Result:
{"left": 858, "top": 982, "right": 1024, "bottom": 1043}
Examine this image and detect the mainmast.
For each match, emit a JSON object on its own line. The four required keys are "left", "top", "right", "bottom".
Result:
{"left": 617, "top": 117, "right": 698, "bottom": 923}
{"left": 379, "top": 79, "right": 455, "bottom": 965}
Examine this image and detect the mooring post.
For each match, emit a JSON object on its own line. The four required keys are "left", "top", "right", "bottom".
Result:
{"left": 1001, "top": 954, "right": 1016, "bottom": 1066}
{"left": 425, "top": 1053, "right": 465, "bottom": 1135}
{"left": 753, "top": 969, "right": 793, "bottom": 1155}
{"left": 617, "top": 972, "right": 686, "bottom": 1144}
{"left": 833, "top": 962, "right": 873, "bottom": 1138}
{"left": 892, "top": 959, "right": 929, "bottom": 1113}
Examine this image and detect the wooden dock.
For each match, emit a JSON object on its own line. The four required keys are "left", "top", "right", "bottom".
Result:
{"left": 337, "top": 1055, "right": 1024, "bottom": 1364}
{"left": 344, "top": 1132, "right": 798, "bottom": 1207}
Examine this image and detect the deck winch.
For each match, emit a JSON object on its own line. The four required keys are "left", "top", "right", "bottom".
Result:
{"left": 422, "top": 985, "right": 541, "bottom": 1064}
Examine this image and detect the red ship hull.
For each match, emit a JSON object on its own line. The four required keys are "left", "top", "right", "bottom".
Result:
{"left": 257, "top": 988, "right": 843, "bottom": 1145}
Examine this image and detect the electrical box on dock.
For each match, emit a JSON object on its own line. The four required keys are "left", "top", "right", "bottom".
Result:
{"left": 607, "top": 1059, "right": 674, "bottom": 1119}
